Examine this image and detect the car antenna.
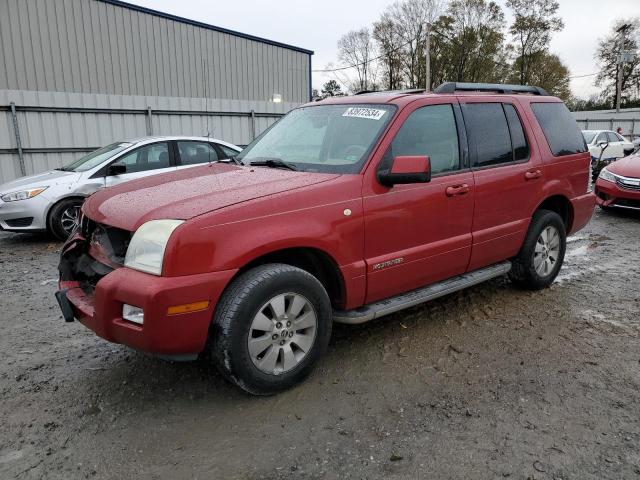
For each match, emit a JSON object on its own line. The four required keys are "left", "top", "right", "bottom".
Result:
{"left": 202, "top": 56, "right": 214, "bottom": 167}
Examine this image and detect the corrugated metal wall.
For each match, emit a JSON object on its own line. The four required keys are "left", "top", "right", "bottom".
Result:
{"left": 0, "top": 0, "right": 311, "bottom": 103}
{"left": 572, "top": 109, "right": 640, "bottom": 138}
{"left": 0, "top": 0, "right": 312, "bottom": 184}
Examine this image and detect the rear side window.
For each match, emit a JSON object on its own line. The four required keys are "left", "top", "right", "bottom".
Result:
{"left": 389, "top": 104, "right": 460, "bottom": 175}
{"left": 218, "top": 144, "right": 240, "bottom": 159}
{"left": 531, "top": 103, "right": 587, "bottom": 156}
{"left": 503, "top": 104, "right": 529, "bottom": 161}
{"left": 463, "top": 103, "right": 512, "bottom": 167}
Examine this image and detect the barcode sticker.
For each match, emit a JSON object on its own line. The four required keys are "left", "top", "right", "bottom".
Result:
{"left": 342, "top": 107, "right": 387, "bottom": 120}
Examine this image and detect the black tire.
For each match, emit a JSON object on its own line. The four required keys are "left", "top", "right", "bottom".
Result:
{"left": 598, "top": 204, "right": 611, "bottom": 212}
{"left": 47, "top": 198, "right": 84, "bottom": 241}
{"left": 509, "top": 209, "right": 566, "bottom": 290}
{"left": 208, "top": 264, "right": 332, "bottom": 395}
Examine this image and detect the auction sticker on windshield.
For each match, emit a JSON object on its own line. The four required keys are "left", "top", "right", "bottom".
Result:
{"left": 342, "top": 107, "right": 387, "bottom": 120}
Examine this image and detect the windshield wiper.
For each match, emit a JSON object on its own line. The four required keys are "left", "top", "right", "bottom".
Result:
{"left": 249, "top": 158, "right": 298, "bottom": 171}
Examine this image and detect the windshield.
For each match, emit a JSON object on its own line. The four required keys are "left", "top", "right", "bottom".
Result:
{"left": 237, "top": 104, "right": 396, "bottom": 173}
{"left": 59, "top": 142, "right": 133, "bottom": 172}
{"left": 582, "top": 131, "right": 597, "bottom": 144}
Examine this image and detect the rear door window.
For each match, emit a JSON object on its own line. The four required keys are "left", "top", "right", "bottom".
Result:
{"left": 503, "top": 104, "right": 529, "bottom": 161}
{"left": 530, "top": 103, "right": 587, "bottom": 156}
{"left": 462, "top": 103, "right": 513, "bottom": 167}
{"left": 607, "top": 132, "right": 621, "bottom": 143}
{"left": 177, "top": 141, "right": 219, "bottom": 165}
{"left": 115, "top": 142, "right": 170, "bottom": 173}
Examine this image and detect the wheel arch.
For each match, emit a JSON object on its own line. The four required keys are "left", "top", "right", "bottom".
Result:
{"left": 534, "top": 194, "right": 573, "bottom": 232}
{"left": 231, "top": 246, "right": 347, "bottom": 310}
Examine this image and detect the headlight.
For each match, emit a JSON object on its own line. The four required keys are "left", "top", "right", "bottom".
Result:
{"left": 599, "top": 168, "right": 616, "bottom": 183}
{"left": 1, "top": 186, "right": 48, "bottom": 202}
{"left": 124, "top": 219, "right": 184, "bottom": 275}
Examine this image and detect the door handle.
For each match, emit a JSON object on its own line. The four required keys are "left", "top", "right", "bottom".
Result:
{"left": 524, "top": 169, "right": 542, "bottom": 180}
{"left": 445, "top": 184, "right": 470, "bottom": 197}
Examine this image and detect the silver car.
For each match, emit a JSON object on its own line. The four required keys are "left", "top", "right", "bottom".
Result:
{"left": 0, "top": 136, "right": 241, "bottom": 239}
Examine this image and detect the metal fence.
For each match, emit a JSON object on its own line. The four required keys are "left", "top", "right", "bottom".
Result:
{"left": 0, "top": 90, "right": 292, "bottom": 184}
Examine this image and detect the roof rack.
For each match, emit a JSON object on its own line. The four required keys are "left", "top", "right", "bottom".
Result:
{"left": 354, "top": 89, "right": 427, "bottom": 96}
{"left": 434, "top": 82, "right": 549, "bottom": 96}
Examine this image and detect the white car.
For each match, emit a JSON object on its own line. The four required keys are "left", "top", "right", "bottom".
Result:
{"left": 582, "top": 130, "right": 634, "bottom": 161}
{"left": 0, "top": 136, "right": 241, "bottom": 239}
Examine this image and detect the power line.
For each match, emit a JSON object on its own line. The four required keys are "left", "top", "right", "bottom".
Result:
{"left": 570, "top": 72, "right": 598, "bottom": 79}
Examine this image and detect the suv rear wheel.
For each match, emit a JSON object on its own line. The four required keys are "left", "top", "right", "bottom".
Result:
{"left": 208, "top": 264, "right": 332, "bottom": 395}
{"left": 509, "top": 209, "right": 566, "bottom": 290}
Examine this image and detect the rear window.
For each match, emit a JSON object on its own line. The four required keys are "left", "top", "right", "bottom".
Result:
{"left": 531, "top": 103, "right": 587, "bottom": 156}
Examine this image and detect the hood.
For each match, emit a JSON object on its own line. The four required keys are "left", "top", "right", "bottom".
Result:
{"left": 607, "top": 154, "right": 640, "bottom": 178}
{"left": 83, "top": 163, "right": 340, "bottom": 231}
{"left": 0, "top": 170, "right": 78, "bottom": 194}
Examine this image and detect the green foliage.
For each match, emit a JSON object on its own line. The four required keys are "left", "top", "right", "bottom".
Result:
{"left": 320, "top": 80, "right": 344, "bottom": 99}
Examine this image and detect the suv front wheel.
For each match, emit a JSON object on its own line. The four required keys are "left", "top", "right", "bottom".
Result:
{"left": 509, "top": 209, "right": 566, "bottom": 290}
{"left": 208, "top": 264, "right": 332, "bottom": 395}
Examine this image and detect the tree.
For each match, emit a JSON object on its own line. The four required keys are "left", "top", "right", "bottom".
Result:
{"left": 430, "top": 0, "right": 509, "bottom": 86}
{"left": 594, "top": 19, "right": 640, "bottom": 109}
{"left": 320, "top": 80, "right": 344, "bottom": 98}
{"left": 373, "top": 13, "right": 405, "bottom": 90}
{"left": 385, "top": 0, "right": 443, "bottom": 88}
{"left": 517, "top": 51, "right": 571, "bottom": 100}
{"left": 337, "top": 28, "right": 377, "bottom": 92}
{"left": 506, "top": 0, "right": 563, "bottom": 85}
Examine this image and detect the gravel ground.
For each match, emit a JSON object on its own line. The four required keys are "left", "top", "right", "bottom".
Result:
{"left": 1, "top": 208, "right": 639, "bottom": 480}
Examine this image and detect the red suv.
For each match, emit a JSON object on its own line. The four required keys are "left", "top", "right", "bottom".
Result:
{"left": 57, "top": 82, "right": 595, "bottom": 395}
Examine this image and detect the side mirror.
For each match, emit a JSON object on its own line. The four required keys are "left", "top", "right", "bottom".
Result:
{"left": 378, "top": 155, "right": 431, "bottom": 187}
{"left": 107, "top": 162, "right": 127, "bottom": 176}
{"left": 597, "top": 141, "right": 609, "bottom": 150}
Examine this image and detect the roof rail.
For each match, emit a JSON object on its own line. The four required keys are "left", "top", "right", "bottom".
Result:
{"left": 354, "top": 89, "right": 427, "bottom": 96}
{"left": 434, "top": 82, "right": 549, "bottom": 96}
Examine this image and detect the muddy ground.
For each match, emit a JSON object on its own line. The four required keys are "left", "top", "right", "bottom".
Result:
{"left": 1, "top": 208, "right": 639, "bottom": 480}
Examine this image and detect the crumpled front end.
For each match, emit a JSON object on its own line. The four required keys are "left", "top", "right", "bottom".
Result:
{"left": 56, "top": 214, "right": 235, "bottom": 357}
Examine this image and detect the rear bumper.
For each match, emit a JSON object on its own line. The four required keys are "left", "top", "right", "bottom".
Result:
{"left": 59, "top": 248, "right": 237, "bottom": 356}
{"left": 594, "top": 179, "right": 640, "bottom": 210}
{"left": 569, "top": 192, "right": 596, "bottom": 234}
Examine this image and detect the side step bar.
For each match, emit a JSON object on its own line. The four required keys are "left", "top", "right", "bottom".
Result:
{"left": 333, "top": 261, "right": 512, "bottom": 325}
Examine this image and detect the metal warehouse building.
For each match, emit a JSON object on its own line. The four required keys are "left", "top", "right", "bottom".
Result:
{"left": 0, "top": 0, "right": 313, "bottom": 183}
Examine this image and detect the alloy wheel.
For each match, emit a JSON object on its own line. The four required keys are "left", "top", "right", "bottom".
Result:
{"left": 247, "top": 293, "right": 317, "bottom": 375}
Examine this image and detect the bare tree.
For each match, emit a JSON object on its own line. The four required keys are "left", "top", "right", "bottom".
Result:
{"left": 337, "top": 28, "right": 377, "bottom": 92}
{"left": 595, "top": 18, "right": 640, "bottom": 108}
{"left": 506, "top": 0, "right": 564, "bottom": 85}
{"left": 373, "top": 13, "right": 405, "bottom": 90}
{"left": 386, "top": 0, "right": 443, "bottom": 89}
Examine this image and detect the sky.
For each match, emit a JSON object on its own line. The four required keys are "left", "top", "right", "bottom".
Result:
{"left": 129, "top": 0, "right": 639, "bottom": 98}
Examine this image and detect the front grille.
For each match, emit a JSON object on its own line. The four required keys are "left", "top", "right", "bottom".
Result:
{"left": 89, "top": 223, "right": 131, "bottom": 265}
{"left": 615, "top": 178, "right": 640, "bottom": 191}
{"left": 6, "top": 217, "right": 33, "bottom": 227}
{"left": 59, "top": 218, "right": 131, "bottom": 295}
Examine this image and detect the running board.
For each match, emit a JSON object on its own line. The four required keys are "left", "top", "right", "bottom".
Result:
{"left": 333, "top": 261, "right": 512, "bottom": 325}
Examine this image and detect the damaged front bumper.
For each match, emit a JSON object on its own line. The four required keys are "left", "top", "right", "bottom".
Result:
{"left": 56, "top": 227, "right": 236, "bottom": 357}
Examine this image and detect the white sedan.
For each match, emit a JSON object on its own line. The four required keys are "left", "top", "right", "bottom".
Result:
{"left": 0, "top": 136, "right": 241, "bottom": 240}
{"left": 582, "top": 130, "right": 635, "bottom": 161}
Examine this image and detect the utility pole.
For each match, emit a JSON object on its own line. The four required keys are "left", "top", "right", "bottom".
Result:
{"left": 425, "top": 22, "right": 431, "bottom": 92}
{"left": 615, "top": 23, "right": 631, "bottom": 114}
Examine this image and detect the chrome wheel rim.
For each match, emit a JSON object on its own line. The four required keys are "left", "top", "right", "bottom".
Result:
{"left": 248, "top": 293, "right": 317, "bottom": 375}
{"left": 533, "top": 226, "right": 561, "bottom": 277}
{"left": 60, "top": 204, "right": 81, "bottom": 234}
